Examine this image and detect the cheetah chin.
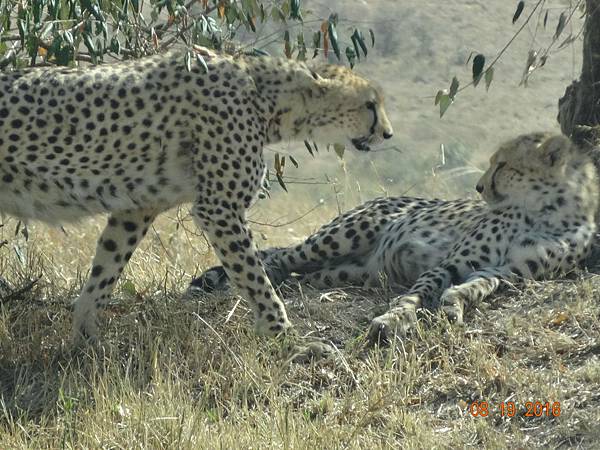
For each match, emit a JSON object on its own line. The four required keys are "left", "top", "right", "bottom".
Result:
{"left": 351, "top": 137, "right": 372, "bottom": 152}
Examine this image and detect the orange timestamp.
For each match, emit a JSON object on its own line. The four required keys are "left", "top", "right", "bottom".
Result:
{"left": 469, "top": 401, "right": 561, "bottom": 417}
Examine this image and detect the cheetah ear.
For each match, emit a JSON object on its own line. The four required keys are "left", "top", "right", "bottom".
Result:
{"left": 297, "top": 68, "right": 329, "bottom": 98}
{"left": 539, "top": 135, "right": 571, "bottom": 167}
{"left": 309, "top": 69, "right": 322, "bottom": 81}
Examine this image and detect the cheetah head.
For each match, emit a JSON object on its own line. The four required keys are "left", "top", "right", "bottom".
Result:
{"left": 476, "top": 132, "right": 575, "bottom": 205}
{"left": 296, "top": 65, "right": 394, "bottom": 152}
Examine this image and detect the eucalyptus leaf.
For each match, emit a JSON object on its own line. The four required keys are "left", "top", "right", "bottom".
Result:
{"left": 276, "top": 173, "right": 288, "bottom": 192}
{"left": 554, "top": 12, "right": 567, "bottom": 40}
{"left": 484, "top": 68, "right": 494, "bottom": 91}
{"left": 333, "top": 143, "right": 345, "bottom": 159}
{"left": 512, "top": 1, "right": 524, "bottom": 24}
{"left": 449, "top": 76, "right": 459, "bottom": 98}
{"left": 472, "top": 54, "right": 485, "bottom": 86}
{"left": 304, "top": 140, "right": 314, "bottom": 157}
{"left": 434, "top": 89, "right": 446, "bottom": 105}
{"left": 196, "top": 52, "right": 209, "bottom": 73}
{"left": 328, "top": 21, "right": 340, "bottom": 60}
{"left": 439, "top": 94, "right": 452, "bottom": 118}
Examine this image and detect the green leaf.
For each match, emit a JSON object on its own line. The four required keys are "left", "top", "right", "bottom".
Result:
{"left": 32, "top": 0, "right": 42, "bottom": 23}
{"left": 289, "top": 155, "right": 299, "bottom": 168}
{"left": 251, "top": 48, "right": 270, "bottom": 56}
{"left": 121, "top": 280, "right": 137, "bottom": 297}
{"left": 276, "top": 173, "right": 288, "bottom": 192}
{"left": 312, "top": 31, "right": 320, "bottom": 58}
{"left": 439, "top": 94, "right": 452, "bottom": 118}
{"left": 369, "top": 28, "right": 375, "bottom": 46}
{"left": 64, "top": 31, "right": 74, "bottom": 47}
{"left": 283, "top": 30, "right": 291, "bottom": 58}
{"left": 297, "top": 32, "right": 306, "bottom": 60}
{"left": 304, "top": 140, "right": 315, "bottom": 157}
{"left": 83, "top": 33, "right": 96, "bottom": 55}
{"left": 345, "top": 46, "right": 356, "bottom": 68}
{"left": 196, "top": 53, "right": 209, "bottom": 73}
{"left": 350, "top": 30, "right": 361, "bottom": 60}
{"left": 434, "top": 89, "right": 446, "bottom": 106}
{"left": 328, "top": 21, "right": 340, "bottom": 60}
{"left": 270, "top": 6, "right": 286, "bottom": 23}
{"left": 484, "top": 68, "right": 494, "bottom": 91}
{"left": 472, "top": 54, "right": 485, "bottom": 86}
{"left": 554, "top": 12, "right": 566, "bottom": 40}
{"left": 289, "top": 0, "right": 302, "bottom": 20}
{"left": 110, "top": 37, "right": 121, "bottom": 54}
{"left": 512, "top": 1, "right": 524, "bottom": 24}
{"left": 184, "top": 51, "right": 192, "bottom": 72}
{"left": 543, "top": 10, "right": 548, "bottom": 28}
{"left": 449, "top": 76, "right": 459, "bottom": 98}
{"left": 225, "top": 4, "right": 239, "bottom": 23}
{"left": 246, "top": 13, "right": 256, "bottom": 32}
{"left": 352, "top": 29, "right": 367, "bottom": 58}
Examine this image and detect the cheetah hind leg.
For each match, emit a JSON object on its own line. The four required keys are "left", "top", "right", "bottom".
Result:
{"left": 188, "top": 246, "right": 295, "bottom": 295}
{"left": 71, "top": 209, "right": 156, "bottom": 346}
{"left": 294, "top": 259, "right": 376, "bottom": 289}
{"left": 188, "top": 265, "right": 230, "bottom": 294}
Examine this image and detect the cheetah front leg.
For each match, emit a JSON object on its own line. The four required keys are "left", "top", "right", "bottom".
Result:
{"left": 71, "top": 209, "right": 156, "bottom": 346}
{"left": 439, "top": 266, "right": 515, "bottom": 325}
{"left": 192, "top": 205, "right": 291, "bottom": 335}
{"left": 188, "top": 200, "right": 385, "bottom": 293}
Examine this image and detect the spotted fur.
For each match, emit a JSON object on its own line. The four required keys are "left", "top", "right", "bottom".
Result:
{"left": 0, "top": 47, "right": 394, "bottom": 344}
{"left": 191, "top": 133, "right": 599, "bottom": 343}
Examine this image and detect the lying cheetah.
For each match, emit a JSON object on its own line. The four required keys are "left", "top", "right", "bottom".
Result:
{"left": 0, "top": 47, "right": 394, "bottom": 344}
{"left": 191, "top": 133, "right": 599, "bottom": 343}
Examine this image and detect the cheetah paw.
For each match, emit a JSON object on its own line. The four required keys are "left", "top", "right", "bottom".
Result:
{"left": 367, "top": 308, "right": 417, "bottom": 346}
{"left": 187, "top": 266, "right": 230, "bottom": 295}
{"left": 287, "top": 338, "right": 335, "bottom": 363}
{"left": 440, "top": 293, "right": 465, "bottom": 325}
{"left": 254, "top": 315, "right": 293, "bottom": 337}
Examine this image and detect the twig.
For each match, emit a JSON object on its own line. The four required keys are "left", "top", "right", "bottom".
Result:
{"left": 0, "top": 277, "right": 40, "bottom": 303}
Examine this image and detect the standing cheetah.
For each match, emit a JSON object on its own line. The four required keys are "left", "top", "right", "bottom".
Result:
{"left": 191, "top": 133, "right": 599, "bottom": 343}
{"left": 0, "top": 47, "right": 394, "bottom": 344}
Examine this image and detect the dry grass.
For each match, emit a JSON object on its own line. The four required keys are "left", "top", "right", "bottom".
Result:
{"left": 1, "top": 207, "right": 600, "bottom": 449}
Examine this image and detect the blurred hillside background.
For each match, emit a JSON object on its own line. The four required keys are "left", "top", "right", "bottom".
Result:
{"left": 0, "top": 0, "right": 585, "bottom": 271}
{"left": 248, "top": 0, "right": 583, "bottom": 244}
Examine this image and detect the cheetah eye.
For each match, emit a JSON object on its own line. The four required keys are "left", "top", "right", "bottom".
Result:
{"left": 366, "top": 101, "right": 376, "bottom": 110}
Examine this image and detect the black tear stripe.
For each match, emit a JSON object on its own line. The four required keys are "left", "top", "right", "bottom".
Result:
{"left": 367, "top": 102, "right": 378, "bottom": 136}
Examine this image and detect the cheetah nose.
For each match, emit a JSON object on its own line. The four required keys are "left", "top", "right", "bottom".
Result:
{"left": 475, "top": 184, "right": 484, "bottom": 194}
{"left": 383, "top": 131, "right": 393, "bottom": 140}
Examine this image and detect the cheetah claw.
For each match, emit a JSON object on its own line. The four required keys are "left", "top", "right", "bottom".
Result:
{"left": 367, "top": 308, "right": 417, "bottom": 346}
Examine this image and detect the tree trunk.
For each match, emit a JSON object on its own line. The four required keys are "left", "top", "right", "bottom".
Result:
{"left": 558, "top": 0, "right": 600, "bottom": 148}
{"left": 557, "top": 1, "right": 600, "bottom": 266}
